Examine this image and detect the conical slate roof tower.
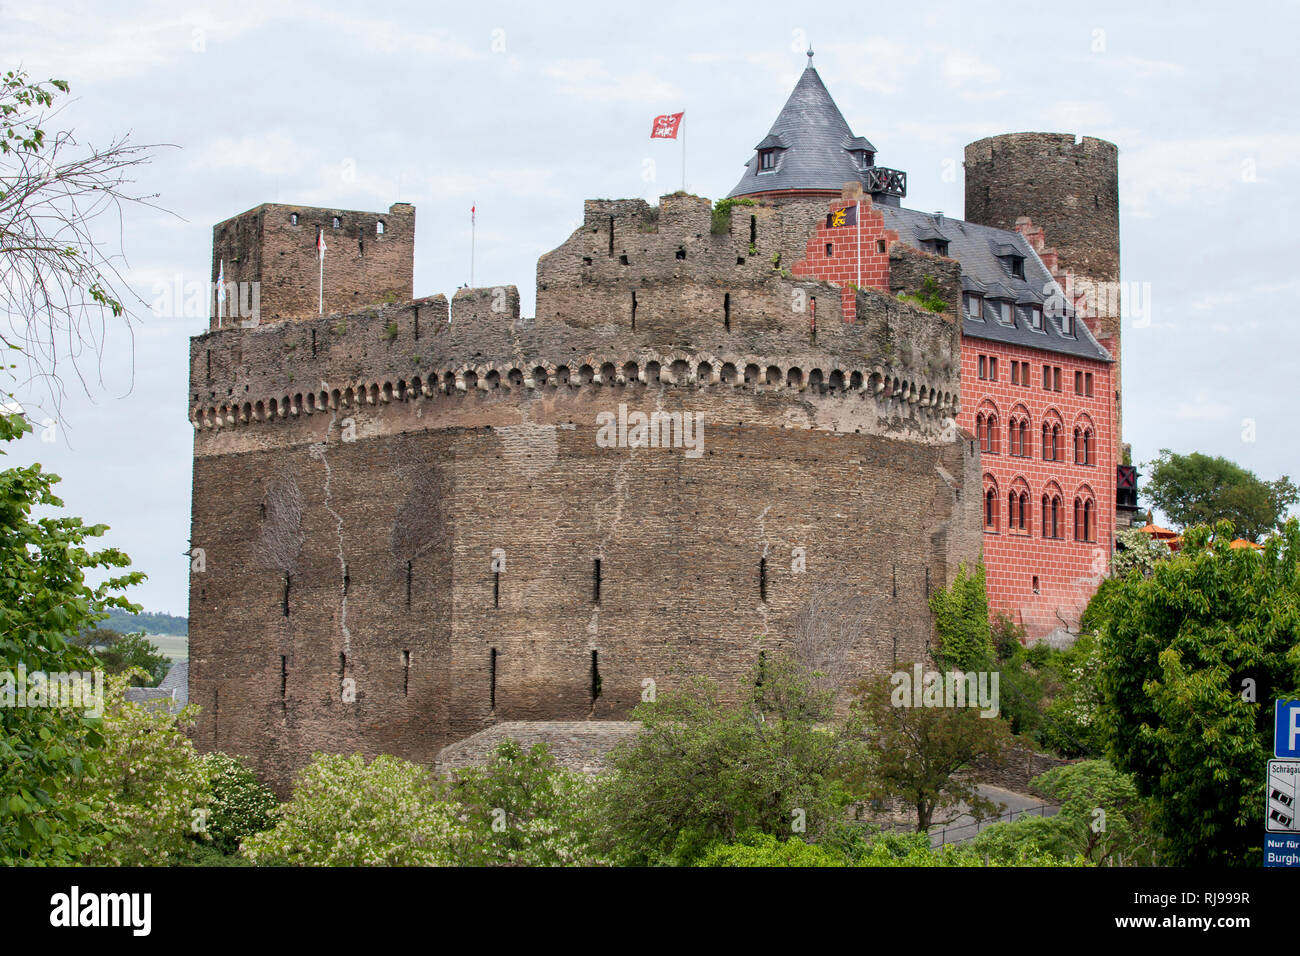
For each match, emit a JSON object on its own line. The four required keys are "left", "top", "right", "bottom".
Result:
{"left": 728, "top": 51, "right": 906, "bottom": 205}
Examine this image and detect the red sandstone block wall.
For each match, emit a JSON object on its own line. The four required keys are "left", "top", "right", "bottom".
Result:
{"left": 957, "top": 336, "right": 1115, "bottom": 638}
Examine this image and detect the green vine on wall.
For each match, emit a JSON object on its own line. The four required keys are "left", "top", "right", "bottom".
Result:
{"left": 711, "top": 197, "right": 756, "bottom": 235}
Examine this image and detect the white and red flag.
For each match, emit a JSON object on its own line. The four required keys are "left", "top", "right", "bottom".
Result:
{"left": 651, "top": 112, "right": 684, "bottom": 139}
{"left": 317, "top": 228, "right": 327, "bottom": 260}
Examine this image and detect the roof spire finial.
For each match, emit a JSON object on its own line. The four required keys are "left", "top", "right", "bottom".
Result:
{"left": 807, "top": 45, "right": 814, "bottom": 64}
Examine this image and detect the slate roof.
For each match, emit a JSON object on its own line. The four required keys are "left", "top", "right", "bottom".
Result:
{"left": 123, "top": 660, "right": 188, "bottom": 713}
{"left": 876, "top": 206, "right": 1113, "bottom": 363}
{"left": 728, "top": 60, "right": 881, "bottom": 199}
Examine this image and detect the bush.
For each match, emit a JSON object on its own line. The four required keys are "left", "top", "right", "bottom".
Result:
{"left": 450, "top": 740, "right": 606, "bottom": 866}
{"left": 242, "top": 753, "right": 464, "bottom": 866}
{"left": 698, "top": 831, "right": 847, "bottom": 867}
{"left": 599, "top": 654, "right": 857, "bottom": 866}
{"left": 195, "top": 752, "right": 277, "bottom": 855}
{"left": 929, "top": 563, "right": 992, "bottom": 671}
{"left": 67, "top": 670, "right": 209, "bottom": 866}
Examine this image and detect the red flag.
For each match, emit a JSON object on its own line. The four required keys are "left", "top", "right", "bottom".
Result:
{"left": 651, "top": 112, "right": 684, "bottom": 139}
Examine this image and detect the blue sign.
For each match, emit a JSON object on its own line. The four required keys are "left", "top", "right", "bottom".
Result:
{"left": 1266, "top": 833, "right": 1300, "bottom": 867}
{"left": 1276, "top": 700, "right": 1300, "bottom": 758}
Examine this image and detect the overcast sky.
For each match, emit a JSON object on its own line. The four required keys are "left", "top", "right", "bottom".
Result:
{"left": 1, "top": 0, "right": 1296, "bottom": 616}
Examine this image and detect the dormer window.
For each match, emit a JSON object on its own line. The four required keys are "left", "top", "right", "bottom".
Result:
{"left": 923, "top": 239, "right": 949, "bottom": 257}
{"left": 1058, "top": 311, "right": 1074, "bottom": 336}
{"left": 999, "top": 254, "right": 1025, "bottom": 279}
{"left": 857, "top": 150, "right": 875, "bottom": 169}
{"left": 759, "top": 149, "right": 777, "bottom": 172}
{"left": 1029, "top": 304, "right": 1043, "bottom": 330}
{"left": 985, "top": 298, "right": 1012, "bottom": 325}
{"left": 963, "top": 293, "right": 982, "bottom": 321}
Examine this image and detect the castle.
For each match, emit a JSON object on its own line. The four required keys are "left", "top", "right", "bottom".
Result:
{"left": 187, "top": 58, "right": 1122, "bottom": 788}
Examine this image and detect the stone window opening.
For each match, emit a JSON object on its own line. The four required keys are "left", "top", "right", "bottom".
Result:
{"left": 593, "top": 558, "right": 602, "bottom": 603}
{"left": 759, "top": 557, "right": 768, "bottom": 603}
{"left": 675, "top": 246, "right": 686, "bottom": 260}
{"left": 608, "top": 216, "right": 614, "bottom": 256}
{"left": 1032, "top": 575, "right": 1040, "bottom": 595}
{"left": 876, "top": 239, "right": 886, "bottom": 254}
{"left": 280, "top": 656, "right": 287, "bottom": 703}
{"left": 630, "top": 290, "right": 637, "bottom": 330}
{"left": 590, "top": 651, "right": 601, "bottom": 705}
{"left": 750, "top": 215, "right": 757, "bottom": 245}
{"left": 377, "top": 220, "right": 385, "bottom": 235}
{"left": 724, "top": 292, "right": 731, "bottom": 332}
{"left": 984, "top": 487, "right": 998, "bottom": 532}
{"left": 892, "top": 564, "right": 897, "bottom": 598}
{"left": 489, "top": 648, "right": 497, "bottom": 711}
{"left": 825, "top": 243, "right": 833, "bottom": 258}
{"left": 290, "top": 213, "right": 299, "bottom": 226}
{"left": 493, "top": 569, "right": 500, "bottom": 609}
{"left": 332, "top": 216, "right": 341, "bottom": 229}
{"left": 403, "top": 650, "right": 410, "bottom": 696}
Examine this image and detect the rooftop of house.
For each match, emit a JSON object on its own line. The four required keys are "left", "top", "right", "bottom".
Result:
{"left": 729, "top": 57, "right": 1112, "bottom": 363}
{"left": 728, "top": 55, "right": 898, "bottom": 203}
{"left": 878, "top": 206, "right": 1112, "bottom": 363}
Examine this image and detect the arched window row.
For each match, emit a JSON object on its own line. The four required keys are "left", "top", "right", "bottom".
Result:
{"left": 981, "top": 481, "right": 1097, "bottom": 542}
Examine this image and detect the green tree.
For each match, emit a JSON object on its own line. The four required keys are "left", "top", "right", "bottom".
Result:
{"left": 73, "top": 627, "right": 170, "bottom": 685}
{"left": 193, "top": 752, "right": 277, "bottom": 856}
{"left": 929, "top": 562, "right": 993, "bottom": 671}
{"left": 450, "top": 740, "right": 606, "bottom": 866}
{"left": 599, "top": 654, "right": 857, "bottom": 866}
{"left": 65, "top": 670, "right": 209, "bottom": 865}
{"left": 849, "top": 667, "right": 1014, "bottom": 832}
{"left": 1094, "top": 519, "right": 1300, "bottom": 865}
{"left": 972, "top": 760, "right": 1156, "bottom": 865}
{"left": 0, "top": 411, "right": 143, "bottom": 863}
{"left": 1110, "top": 526, "right": 1172, "bottom": 578}
{"left": 1143, "top": 450, "right": 1298, "bottom": 542}
{"left": 241, "top": 753, "right": 465, "bottom": 866}
{"left": 1, "top": 70, "right": 163, "bottom": 410}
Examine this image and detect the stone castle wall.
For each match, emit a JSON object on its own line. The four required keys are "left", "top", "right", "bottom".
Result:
{"left": 210, "top": 202, "right": 414, "bottom": 330}
{"left": 189, "top": 191, "right": 985, "bottom": 792}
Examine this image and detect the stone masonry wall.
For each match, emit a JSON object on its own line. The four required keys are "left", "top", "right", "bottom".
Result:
{"left": 210, "top": 202, "right": 415, "bottom": 329}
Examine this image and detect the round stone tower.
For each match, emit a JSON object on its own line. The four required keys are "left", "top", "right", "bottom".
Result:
{"left": 963, "top": 132, "right": 1119, "bottom": 283}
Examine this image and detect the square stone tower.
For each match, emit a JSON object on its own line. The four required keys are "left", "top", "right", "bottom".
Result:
{"left": 209, "top": 201, "right": 414, "bottom": 329}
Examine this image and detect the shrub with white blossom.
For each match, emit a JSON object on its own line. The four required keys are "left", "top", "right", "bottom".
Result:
{"left": 241, "top": 752, "right": 464, "bottom": 866}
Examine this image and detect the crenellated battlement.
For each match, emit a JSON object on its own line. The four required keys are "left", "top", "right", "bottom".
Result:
{"left": 190, "top": 268, "right": 962, "bottom": 449}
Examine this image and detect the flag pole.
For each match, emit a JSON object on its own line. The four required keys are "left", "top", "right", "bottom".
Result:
{"left": 318, "top": 236, "right": 324, "bottom": 315}
{"left": 681, "top": 116, "right": 686, "bottom": 192}
{"left": 471, "top": 204, "right": 476, "bottom": 288}
{"left": 857, "top": 198, "right": 862, "bottom": 293}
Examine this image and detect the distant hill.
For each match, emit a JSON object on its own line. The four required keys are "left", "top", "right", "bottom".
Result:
{"left": 96, "top": 608, "right": 188, "bottom": 636}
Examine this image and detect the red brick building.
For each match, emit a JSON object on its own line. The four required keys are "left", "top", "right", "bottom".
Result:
{"left": 731, "top": 56, "right": 1121, "bottom": 639}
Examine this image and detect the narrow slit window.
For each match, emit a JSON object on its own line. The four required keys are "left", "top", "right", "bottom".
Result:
{"left": 489, "top": 648, "right": 497, "bottom": 710}
{"left": 493, "top": 570, "right": 500, "bottom": 609}
{"left": 759, "top": 557, "right": 768, "bottom": 603}
{"left": 631, "top": 290, "right": 637, "bottom": 330}
{"left": 590, "top": 650, "right": 601, "bottom": 703}
{"left": 280, "top": 656, "right": 287, "bottom": 702}
{"left": 724, "top": 292, "right": 731, "bottom": 332}
{"left": 593, "top": 558, "right": 602, "bottom": 603}
{"left": 403, "top": 650, "right": 410, "bottom": 696}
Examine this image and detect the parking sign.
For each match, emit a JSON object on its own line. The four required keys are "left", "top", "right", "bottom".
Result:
{"left": 1276, "top": 700, "right": 1300, "bottom": 758}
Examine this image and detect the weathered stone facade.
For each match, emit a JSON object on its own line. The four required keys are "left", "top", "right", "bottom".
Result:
{"left": 209, "top": 202, "right": 415, "bottom": 330}
{"left": 188, "top": 192, "right": 983, "bottom": 791}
